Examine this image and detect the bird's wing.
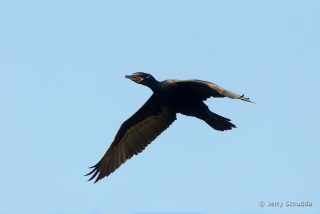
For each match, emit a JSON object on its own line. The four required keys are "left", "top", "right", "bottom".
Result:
{"left": 86, "top": 94, "right": 177, "bottom": 183}
{"left": 175, "top": 79, "right": 256, "bottom": 104}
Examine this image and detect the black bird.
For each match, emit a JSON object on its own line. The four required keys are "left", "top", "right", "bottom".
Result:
{"left": 86, "top": 72, "right": 255, "bottom": 183}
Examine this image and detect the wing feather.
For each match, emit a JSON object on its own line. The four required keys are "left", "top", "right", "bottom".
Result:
{"left": 175, "top": 79, "right": 256, "bottom": 103}
{"left": 86, "top": 94, "right": 177, "bottom": 183}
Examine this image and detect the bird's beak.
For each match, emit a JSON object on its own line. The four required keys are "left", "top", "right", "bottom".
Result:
{"left": 125, "top": 75, "right": 143, "bottom": 83}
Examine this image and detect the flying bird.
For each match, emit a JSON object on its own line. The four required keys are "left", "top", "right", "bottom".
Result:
{"left": 86, "top": 72, "right": 255, "bottom": 183}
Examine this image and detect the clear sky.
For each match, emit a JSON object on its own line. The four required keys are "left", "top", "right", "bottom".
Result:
{"left": 1, "top": 1, "right": 319, "bottom": 214}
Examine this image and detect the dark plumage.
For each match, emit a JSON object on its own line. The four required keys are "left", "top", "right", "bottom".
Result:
{"left": 86, "top": 72, "right": 256, "bottom": 183}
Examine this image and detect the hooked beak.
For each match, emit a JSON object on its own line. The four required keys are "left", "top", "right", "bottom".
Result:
{"left": 125, "top": 75, "right": 143, "bottom": 83}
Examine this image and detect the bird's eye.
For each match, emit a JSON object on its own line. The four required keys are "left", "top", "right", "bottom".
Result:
{"left": 146, "top": 76, "right": 150, "bottom": 78}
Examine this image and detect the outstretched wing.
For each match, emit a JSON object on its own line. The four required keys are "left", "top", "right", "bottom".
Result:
{"left": 175, "top": 79, "right": 256, "bottom": 103}
{"left": 86, "top": 94, "right": 177, "bottom": 183}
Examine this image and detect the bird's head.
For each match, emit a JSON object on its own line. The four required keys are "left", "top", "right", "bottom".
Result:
{"left": 125, "top": 72, "right": 157, "bottom": 86}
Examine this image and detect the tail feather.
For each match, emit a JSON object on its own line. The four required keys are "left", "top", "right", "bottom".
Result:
{"left": 204, "top": 112, "right": 236, "bottom": 131}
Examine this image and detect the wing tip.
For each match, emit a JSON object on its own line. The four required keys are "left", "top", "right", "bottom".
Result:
{"left": 84, "top": 162, "right": 103, "bottom": 183}
{"left": 238, "top": 94, "right": 257, "bottom": 104}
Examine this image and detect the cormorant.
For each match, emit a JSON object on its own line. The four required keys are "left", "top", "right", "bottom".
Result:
{"left": 86, "top": 72, "right": 255, "bottom": 183}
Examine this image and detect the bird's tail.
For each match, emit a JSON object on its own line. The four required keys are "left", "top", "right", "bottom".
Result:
{"left": 204, "top": 111, "right": 236, "bottom": 131}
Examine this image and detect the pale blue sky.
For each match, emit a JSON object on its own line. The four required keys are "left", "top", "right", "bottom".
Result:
{"left": 1, "top": 1, "right": 319, "bottom": 214}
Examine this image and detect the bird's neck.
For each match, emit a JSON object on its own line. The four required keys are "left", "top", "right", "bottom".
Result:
{"left": 146, "top": 80, "right": 160, "bottom": 94}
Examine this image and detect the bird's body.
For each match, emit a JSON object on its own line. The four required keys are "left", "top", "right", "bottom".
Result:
{"left": 86, "top": 73, "right": 255, "bottom": 183}
{"left": 150, "top": 80, "right": 202, "bottom": 115}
